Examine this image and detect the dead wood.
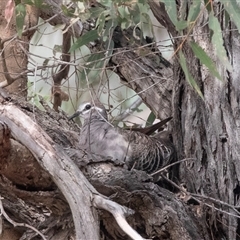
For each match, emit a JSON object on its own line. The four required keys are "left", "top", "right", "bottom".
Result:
{"left": 0, "top": 95, "right": 208, "bottom": 239}
{"left": 0, "top": 96, "right": 99, "bottom": 239}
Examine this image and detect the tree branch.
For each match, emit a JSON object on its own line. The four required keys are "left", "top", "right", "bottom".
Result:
{"left": 0, "top": 103, "right": 99, "bottom": 239}
{"left": 0, "top": 100, "right": 147, "bottom": 239}
{"left": 92, "top": 195, "right": 145, "bottom": 240}
{"left": 0, "top": 197, "right": 47, "bottom": 240}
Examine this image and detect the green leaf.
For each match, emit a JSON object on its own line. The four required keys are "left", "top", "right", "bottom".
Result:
{"left": 22, "top": 0, "right": 34, "bottom": 5}
{"left": 219, "top": 0, "right": 240, "bottom": 34}
{"left": 141, "top": 12, "right": 154, "bottom": 37}
{"left": 120, "top": 18, "right": 132, "bottom": 29}
{"left": 190, "top": 41, "right": 222, "bottom": 81}
{"left": 69, "top": 30, "right": 99, "bottom": 52}
{"left": 208, "top": 12, "right": 232, "bottom": 71}
{"left": 33, "top": 0, "right": 46, "bottom": 8}
{"left": 146, "top": 112, "right": 156, "bottom": 127}
{"left": 161, "top": 0, "right": 178, "bottom": 27}
{"left": 175, "top": 20, "right": 188, "bottom": 31}
{"left": 118, "top": 6, "right": 129, "bottom": 19}
{"left": 129, "top": 3, "right": 141, "bottom": 24}
{"left": 85, "top": 52, "right": 105, "bottom": 68}
{"left": 179, "top": 50, "right": 204, "bottom": 99}
{"left": 160, "top": 0, "right": 187, "bottom": 30}
{"left": 104, "top": 39, "right": 114, "bottom": 59}
{"left": 15, "top": 3, "right": 26, "bottom": 37}
{"left": 96, "top": 11, "right": 106, "bottom": 35}
{"left": 188, "top": 0, "right": 201, "bottom": 23}
{"left": 80, "top": 52, "right": 105, "bottom": 83}
{"left": 89, "top": 6, "right": 105, "bottom": 18}
{"left": 203, "top": 0, "right": 212, "bottom": 12}
{"left": 103, "top": 18, "right": 118, "bottom": 42}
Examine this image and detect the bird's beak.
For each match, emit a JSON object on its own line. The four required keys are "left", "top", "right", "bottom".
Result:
{"left": 68, "top": 111, "right": 80, "bottom": 121}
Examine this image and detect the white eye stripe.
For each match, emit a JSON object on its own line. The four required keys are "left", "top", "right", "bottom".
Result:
{"left": 80, "top": 105, "right": 103, "bottom": 114}
{"left": 94, "top": 106, "right": 103, "bottom": 112}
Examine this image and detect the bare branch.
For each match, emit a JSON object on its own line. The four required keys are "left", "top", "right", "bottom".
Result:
{"left": 0, "top": 197, "right": 47, "bottom": 240}
{"left": 112, "top": 97, "right": 143, "bottom": 123}
{"left": 0, "top": 103, "right": 99, "bottom": 239}
{"left": 93, "top": 195, "right": 145, "bottom": 240}
{"left": 150, "top": 158, "right": 196, "bottom": 177}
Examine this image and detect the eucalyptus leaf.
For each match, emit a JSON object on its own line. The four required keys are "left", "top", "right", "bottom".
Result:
{"left": 190, "top": 41, "right": 222, "bottom": 81}
{"left": 203, "top": 0, "right": 212, "bottom": 12}
{"left": 161, "top": 0, "right": 178, "bottom": 27}
{"left": 179, "top": 50, "right": 204, "bottom": 99}
{"left": 175, "top": 20, "right": 188, "bottom": 31}
{"left": 161, "top": 0, "right": 187, "bottom": 30}
{"left": 208, "top": 13, "right": 232, "bottom": 71}
{"left": 23, "top": 0, "right": 47, "bottom": 8}
{"left": 89, "top": 6, "right": 105, "bottom": 18}
{"left": 61, "top": 5, "right": 75, "bottom": 18}
{"left": 141, "top": 12, "right": 154, "bottom": 37}
{"left": 103, "top": 18, "right": 118, "bottom": 41}
{"left": 188, "top": 0, "right": 201, "bottom": 23}
{"left": 69, "top": 30, "right": 99, "bottom": 52}
{"left": 96, "top": 12, "right": 106, "bottom": 35}
{"left": 219, "top": 0, "right": 240, "bottom": 34}
{"left": 80, "top": 52, "right": 105, "bottom": 83}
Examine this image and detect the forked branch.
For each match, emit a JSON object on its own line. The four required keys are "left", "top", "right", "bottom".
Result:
{"left": 0, "top": 101, "right": 144, "bottom": 240}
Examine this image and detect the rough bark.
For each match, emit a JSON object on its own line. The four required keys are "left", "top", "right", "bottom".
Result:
{"left": 0, "top": 94, "right": 206, "bottom": 239}
{"left": 1, "top": 0, "right": 239, "bottom": 239}
{"left": 174, "top": 3, "right": 240, "bottom": 239}
{"left": 0, "top": 95, "right": 99, "bottom": 239}
{"left": 111, "top": 27, "right": 174, "bottom": 121}
{"left": 111, "top": 1, "right": 240, "bottom": 239}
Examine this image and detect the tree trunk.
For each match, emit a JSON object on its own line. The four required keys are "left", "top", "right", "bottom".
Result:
{"left": 0, "top": 93, "right": 208, "bottom": 240}
{"left": 1, "top": 0, "right": 240, "bottom": 239}
{"left": 112, "top": 1, "right": 240, "bottom": 239}
{"left": 149, "top": 1, "right": 240, "bottom": 239}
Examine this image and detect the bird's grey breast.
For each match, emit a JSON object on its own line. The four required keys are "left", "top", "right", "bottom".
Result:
{"left": 80, "top": 120, "right": 131, "bottom": 162}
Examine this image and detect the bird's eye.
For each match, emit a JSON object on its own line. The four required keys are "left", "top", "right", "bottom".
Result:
{"left": 85, "top": 104, "right": 91, "bottom": 110}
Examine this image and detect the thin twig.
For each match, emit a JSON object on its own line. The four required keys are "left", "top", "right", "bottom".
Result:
{"left": 109, "top": 78, "right": 167, "bottom": 115}
{"left": 160, "top": 176, "right": 240, "bottom": 218}
{"left": 0, "top": 197, "right": 47, "bottom": 240}
{"left": 113, "top": 97, "right": 143, "bottom": 122}
{"left": 150, "top": 158, "right": 196, "bottom": 177}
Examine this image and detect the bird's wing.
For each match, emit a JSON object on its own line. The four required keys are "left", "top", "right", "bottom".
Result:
{"left": 121, "top": 129, "right": 176, "bottom": 174}
{"left": 124, "top": 117, "right": 172, "bottom": 135}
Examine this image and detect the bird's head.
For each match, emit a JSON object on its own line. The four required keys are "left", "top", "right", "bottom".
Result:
{"left": 68, "top": 101, "right": 108, "bottom": 121}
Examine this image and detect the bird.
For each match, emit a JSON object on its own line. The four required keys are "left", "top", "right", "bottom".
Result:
{"left": 68, "top": 100, "right": 177, "bottom": 177}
